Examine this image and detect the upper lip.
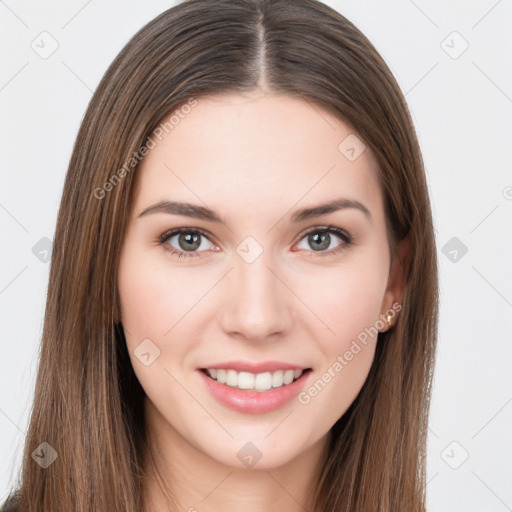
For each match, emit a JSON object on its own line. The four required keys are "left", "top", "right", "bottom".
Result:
{"left": 200, "top": 360, "right": 311, "bottom": 373}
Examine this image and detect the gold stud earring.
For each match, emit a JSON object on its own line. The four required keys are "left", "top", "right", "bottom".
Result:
{"left": 387, "top": 312, "right": 393, "bottom": 327}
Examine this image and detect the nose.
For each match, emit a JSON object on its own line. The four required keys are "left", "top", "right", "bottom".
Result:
{"left": 218, "top": 250, "right": 293, "bottom": 341}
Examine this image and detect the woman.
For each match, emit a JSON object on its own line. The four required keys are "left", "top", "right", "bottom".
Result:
{"left": 2, "top": 0, "right": 438, "bottom": 510}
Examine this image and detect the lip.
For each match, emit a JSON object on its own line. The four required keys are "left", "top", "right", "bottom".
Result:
{"left": 199, "top": 360, "right": 310, "bottom": 373}
{"left": 197, "top": 368, "right": 312, "bottom": 414}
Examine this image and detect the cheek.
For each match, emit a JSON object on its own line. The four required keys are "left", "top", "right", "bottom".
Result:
{"left": 298, "top": 256, "right": 387, "bottom": 347}
{"left": 117, "top": 249, "right": 202, "bottom": 402}
{"left": 117, "top": 248, "right": 196, "bottom": 343}
{"left": 295, "top": 263, "right": 384, "bottom": 423}
{"left": 292, "top": 252, "right": 387, "bottom": 416}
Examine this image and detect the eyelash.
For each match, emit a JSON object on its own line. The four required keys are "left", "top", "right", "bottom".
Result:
{"left": 157, "top": 225, "right": 353, "bottom": 260}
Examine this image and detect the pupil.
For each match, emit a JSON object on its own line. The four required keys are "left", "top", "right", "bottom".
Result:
{"left": 310, "top": 232, "right": 329, "bottom": 251}
{"left": 180, "top": 232, "right": 200, "bottom": 251}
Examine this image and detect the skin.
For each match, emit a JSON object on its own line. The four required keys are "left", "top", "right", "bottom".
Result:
{"left": 117, "top": 90, "right": 409, "bottom": 512}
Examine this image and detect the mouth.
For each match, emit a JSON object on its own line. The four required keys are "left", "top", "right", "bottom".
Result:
{"left": 197, "top": 366, "right": 313, "bottom": 414}
{"left": 199, "top": 367, "right": 313, "bottom": 393}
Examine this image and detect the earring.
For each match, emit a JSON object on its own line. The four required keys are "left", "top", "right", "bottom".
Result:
{"left": 387, "top": 312, "right": 393, "bottom": 328}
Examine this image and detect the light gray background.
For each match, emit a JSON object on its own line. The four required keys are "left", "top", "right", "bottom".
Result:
{"left": 1, "top": 1, "right": 511, "bottom": 510}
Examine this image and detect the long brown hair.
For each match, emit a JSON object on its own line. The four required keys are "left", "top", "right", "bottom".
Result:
{"left": 4, "top": 0, "right": 438, "bottom": 510}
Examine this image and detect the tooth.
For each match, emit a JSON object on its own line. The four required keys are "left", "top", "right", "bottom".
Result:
{"left": 254, "top": 372, "right": 272, "bottom": 391}
{"left": 208, "top": 367, "right": 305, "bottom": 390}
{"left": 283, "top": 369, "right": 294, "bottom": 385}
{"left": 237, "top": 371, "right": 255, "bottom": 390}
{"left": 225, "top": 369, "right": 238, "bottom": 387}
{"left": 272, "top": 370, "right": 284, "bottom": 388}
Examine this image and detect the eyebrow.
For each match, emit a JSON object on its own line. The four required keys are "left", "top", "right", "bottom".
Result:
{"left": 137, "top": 198, "right": 372, "bottom": 224}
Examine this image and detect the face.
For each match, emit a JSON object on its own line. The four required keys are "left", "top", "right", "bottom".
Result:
{"left": 117, "top": 91, "right": 405, "bottom": 471}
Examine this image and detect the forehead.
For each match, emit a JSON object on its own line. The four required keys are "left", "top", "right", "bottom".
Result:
{"left": 131, "top": 92, "right": 384, "bottom": 224}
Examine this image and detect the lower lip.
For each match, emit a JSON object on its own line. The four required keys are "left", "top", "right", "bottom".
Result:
{"left": 197, "top": 369, "right": 312, "bottom": 414}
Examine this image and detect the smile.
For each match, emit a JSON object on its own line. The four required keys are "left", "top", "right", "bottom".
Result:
{"left": 202, "top": 368, "right": 306, "bottom": 392}
{"left": 198, "top": 368, "right": 313, "bottom": 414}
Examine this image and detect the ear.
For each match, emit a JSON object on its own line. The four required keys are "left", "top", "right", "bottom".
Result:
{"left": 378, "top": 233, "right": 411, "bottom": 332}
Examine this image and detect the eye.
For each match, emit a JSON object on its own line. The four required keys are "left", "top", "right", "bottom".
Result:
{"left": 295, "top": 225, "right": 352, "bottom": 256}
{"left": 158, "top": 225, "right": 352, "bottom": 260}
{"left": 158, "top": 228, "right": 216, "bottom": 258}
